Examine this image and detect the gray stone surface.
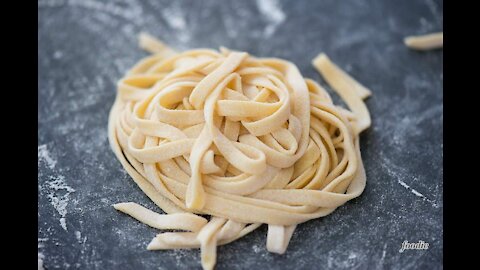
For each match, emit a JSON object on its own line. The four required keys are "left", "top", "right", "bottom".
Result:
{"left": 38, "top": 0, "right": 443, "bottom": 269}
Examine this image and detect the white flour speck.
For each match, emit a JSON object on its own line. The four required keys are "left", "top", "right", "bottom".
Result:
{"left": 38, "top": 144, "right": 57, "bottom": 169}
{"left": 38, "top": 238, "right": 49, "bottom": 244}
{"left": 162, "top": 4, "right": 190, "bottom": 43}
{"left": 163, "top": 10, "right": 186, "bottom": 30}
{"left": 38, "top": 252, "right": 45, "bottom": 270}
{"left": 252, "top": 244, "right": 261, "bottom": 253}
{"left": 327, "top": 256, "right": 333, "bottom": 268}
{"left": 75, "top": 231, "right": 82, "bottom": 243}
{"left": 380, "top": 244, "right": 387, "bottom": 261}
{"left": 397, "top": 179, "right": 438, "bottom": 207}
{"left": 38, "top": 238, "right": 47, "bottom": 270}
{"left": 67, "top": 0, "right": 142, "bottom": 22}
{"left": 348, "top": 252, "right": 358, "bottom": 259}
{"left": 380, "top": 155, "right": 439, "bottom": 208}
{"left": 45, "top": 175, "right": 76, "bottom": 231}
{"left": 37, "top": 0, "right": 64, "bottom": 8}
{"left": 60, "top": 218, "right": 67, "bottom": 230}
{"left": 419, "top": 17, "right": 434, "bottom": 32}
{"left": 424, "top": 0, "right": 442, "bottom": 25}
{"left": 53, "top": 51, "right": 64, "bottom": 59}
{"left": 376, "top": 244, "right": 388, "bottom": 270}
{"left": 256, "top": 0, "right": 286, "bottom": 37}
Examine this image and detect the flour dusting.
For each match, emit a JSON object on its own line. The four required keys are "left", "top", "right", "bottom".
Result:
{"left": 380, "top": 244, "right": 387, "bottom": 261}
{"left": 256, "top": 0, "right": 286, "bottom": 37}
{"left": 380, "top": 154, "right": 439, "bottom": 208}
{"left": 397, "top": 179, "right": 438, "bottom": 207}
{"left": 53, "top": 51, "right": 64, "bottom": 60}
{"left": 419, "top": 17, "right": 434, "bottom": 33}
{"left": 38, "top": 238, "right": 48, "bottom": 270}
{"left": 424, "top": 0, "right": 442, "bottom": 25}
{"left": 75, "top": 231, "right": 82, "bottom": 243}
{"left": 39, "top": 0, "right": 145, "bottom": 27}
{"left": 70, "top": 0, "right": 141, "bottom": 22}
{"left": 38, "top": 252, "right": 45, "bottom": 270}
{"left": 162, "top": 3, "right": 190, "bottom": 43}
{"left": 38, "top": 144, "right": 57, "bottom": 169}
{"left": 375, "top": 243, "right": 388, "bottom": 270}
{"left": 37, "top": 0, "right": 64, "bottom": 7}
{"left": 45, "top": 175, "right": 76, "bottom": 231}
{"left": 38, "top": 238, "right": 49, "bottom": 245}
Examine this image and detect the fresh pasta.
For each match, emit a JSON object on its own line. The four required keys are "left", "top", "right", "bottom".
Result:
{"left": 404, "top": 32, "right": 443, "bottom": 50}
{"left": 108, "top": 32, "right": 372, "bottom": 270}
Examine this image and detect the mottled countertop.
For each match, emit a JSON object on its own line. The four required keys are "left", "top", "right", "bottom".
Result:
{"left": 38, "top": 0, "right": 443, "bottom": 269}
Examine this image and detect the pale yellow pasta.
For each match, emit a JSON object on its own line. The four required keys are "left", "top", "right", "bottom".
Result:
{"left": 109, "top": 33, "right": 372, "bottom": 270}
{"left": 404, "top": 32, "right": 443, "bottom": 50}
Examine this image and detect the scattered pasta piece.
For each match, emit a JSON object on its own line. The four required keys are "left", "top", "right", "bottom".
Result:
{"left": 404, "top": 32, "right": 443, "bottom": 50}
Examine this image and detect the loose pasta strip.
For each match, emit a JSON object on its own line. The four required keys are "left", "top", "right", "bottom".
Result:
{"left": 113, "top": 202, "right": 207, "bottom": 232}
{"left": 404, "top": 32, "right": 443, "bottom": 51}
{"left": 312, "top": 53, "right": 371, "bottom": 133}
{"left": 197, "top": 218, "right": 226, "bottom": 270}
{"left": 266, "top": 225, "right": 297, "bottom": 254}
{"left": 109, "top": 33, "right": 373, "bottom": 270}
{"left": 147, "top": 222, "right": 261, "bottom": 250}
{"left": 139, "top": 32, "right": 178, "bottom": 56}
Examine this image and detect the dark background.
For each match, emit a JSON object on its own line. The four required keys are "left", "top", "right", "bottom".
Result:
{"left": 38, "top": 0, "right": 443, "bottom": 269}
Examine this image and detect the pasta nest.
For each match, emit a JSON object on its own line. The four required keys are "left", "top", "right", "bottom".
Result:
{"left": 108, "top": 34, "right": 371, "bottom": 268}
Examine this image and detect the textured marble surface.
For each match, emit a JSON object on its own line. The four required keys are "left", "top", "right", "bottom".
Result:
{"left": 38, "top": 0, "right": 443, "bottom": 269}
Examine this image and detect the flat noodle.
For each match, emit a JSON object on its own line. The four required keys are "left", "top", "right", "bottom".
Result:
{"left": 113, "top": 202, "right": 207, "bottom": 232}
{"left": 404, "top": 32, "right": 443, "bottom": 51}
{"left": 266, "top": 224, "right": 297, "bottom": 254}
{"left": 109, "top": 33, "right": 372, "bottom": 269}
{"left": 139, "top": 32, "right": 178, "bottom": 56}
{"left": 311, "top": 53, "right": 371, "bottom": 133}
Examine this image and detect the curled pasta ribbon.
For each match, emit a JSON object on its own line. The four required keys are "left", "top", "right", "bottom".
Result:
{"left": 109, "top": 33, "right": 372, "bottom": 270}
